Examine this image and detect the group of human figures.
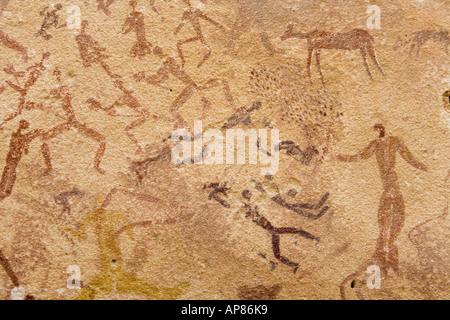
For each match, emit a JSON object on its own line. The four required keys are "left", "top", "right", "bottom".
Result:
{"left": 205, "top": 122, "right": 429, "bottom": 291}
{"left": 0, "top": 0, "right": 435, "bottom": 300}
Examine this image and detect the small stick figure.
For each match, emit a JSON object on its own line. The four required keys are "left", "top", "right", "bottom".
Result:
{"left": 277, "top": 141, "right": 319, "bottom": 165}
{"left": 175, "top": 0, "right": 225, "bottom": 68}
{"left": 123, "top": 1, "right": 153, "bottom": 59}
{"left": 54, "top": 188, "right": 85, "bottom": 215}
{"left": 35, "top": 4, "right": 66, "bottom": 40}
{"left": 252, "top": 175, "right": 330, "bottom": 220}
{"left": 204, "top": 182, "right": 231, "bottom": 208}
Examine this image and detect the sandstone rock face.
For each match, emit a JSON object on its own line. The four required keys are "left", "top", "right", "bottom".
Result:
{"left": 0, "top": 0, "right": 448, "bottom": 300}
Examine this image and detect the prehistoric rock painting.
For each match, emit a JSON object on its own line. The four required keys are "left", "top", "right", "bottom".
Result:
{"left": 0, "top": 0, "right": 448, "bottom": 301}
{"left": 35, "top": 4, "right": 66, "bottom": 40}
{"left": 281, "top": 23, "right": 385, "bottom": 82}
{"left": 396, "top": 29, "right": 449, "bottom": 57}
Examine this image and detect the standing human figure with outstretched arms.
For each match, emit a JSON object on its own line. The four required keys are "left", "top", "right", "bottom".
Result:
{"left": 336, "top": 124, "right": 428, "bottom": 275}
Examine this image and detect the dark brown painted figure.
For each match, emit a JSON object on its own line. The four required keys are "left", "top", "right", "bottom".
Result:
{"left": 337, "top": 124, "right": 428, "bottom": 275}
{"left": 281, "top": 24, "right": 385, "bottom": 83}
{"left": 35, "top": 4, "right": 66, "bottom": 40}
{"left": 0, "top": 120, "right": 41, "bottom": 200}
{"left": 204, "top": 182, "right": 231, "bottom": 208}
{"left": 54, "top": 188, "right": 85, "bottom": 215}
{"left": 241, "top": 189, "right": 320, "bottom": 274}
{"left": 123, "top": 1, "right": 152, "bottom": 59}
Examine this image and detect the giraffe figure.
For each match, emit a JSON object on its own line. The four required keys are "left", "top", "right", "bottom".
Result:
{"left": 281, "top": 23, "right": 385, "bottom": 83}
{"left": 174, "top": 0, "right": 225, "bottom": 68}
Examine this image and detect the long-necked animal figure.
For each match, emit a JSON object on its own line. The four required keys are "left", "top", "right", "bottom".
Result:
{"left": 281, "top": 23, "right": 385, "bottom": 83}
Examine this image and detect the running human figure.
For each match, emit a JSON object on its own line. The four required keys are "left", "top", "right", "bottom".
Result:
{"left": 133, "top": 56, "right": 235, "bottom": 128}
{"left": 336, "top": 123, "right": 428, "bottom": 275}
{"left": 35, "top": 4, "right": 66, "bottom": 40}
{"left": 96, "top": 0, "right": 115, "bottom": 15}
{"left": 0, "top": 0, "right": 27, "bottom": 60}
{"left": 75, "top": 20, "right": 121, "bottom": 79}
{"left": 41, "top": 79, "right": 107, "bottom": 174}
{"left": 0, "top": 120, "right": 42, "bottom": 200}
{"left": 87, "top": 78, "right": 164, "bottom": 154}
{"left": 175, "top": 0, "right": 225, "bottom": 68}
{"left": 0, "top": 30, "right": 28, "bottom": 61}
{"left": 0, "top": 53, "right": 50, "bottom": 128}
{"left": 122, "top": 1, "right": 153, "bottom": 59}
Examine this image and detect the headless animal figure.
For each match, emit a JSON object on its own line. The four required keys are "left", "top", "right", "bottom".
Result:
{"left": 281, "top": 23, "right": 385, "bottom": 83}
{"left": 407, "top": 30, "right": 449, "bottom": 57}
